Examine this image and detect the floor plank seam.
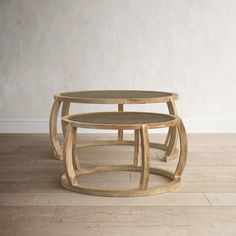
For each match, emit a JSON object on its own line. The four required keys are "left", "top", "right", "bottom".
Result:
{"left": 204, "top": 193, "right": 213, "bottom": 206}
{"left": 50, "top": 207, "right": 58, "bottom": 223}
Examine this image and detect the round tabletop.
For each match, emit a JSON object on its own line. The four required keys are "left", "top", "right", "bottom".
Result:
{"left": 56, "top": 90, "right": 178, "bottom": 104}
{"left": 62, "top": 112, "right": 177, "bottom": 130}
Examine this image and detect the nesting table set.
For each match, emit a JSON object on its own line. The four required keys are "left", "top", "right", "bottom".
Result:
{"left": 50, "top": 90, "right": 188, "bottom": 197}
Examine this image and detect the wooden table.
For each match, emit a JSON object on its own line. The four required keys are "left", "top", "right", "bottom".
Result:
{"left": 61, "top": 111, "right": 188, "bottom": 197}
{"left": 49, "top": 90, "right": 179, "bottom": 161}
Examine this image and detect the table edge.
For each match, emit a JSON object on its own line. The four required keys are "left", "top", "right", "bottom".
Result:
{"left": 54, "top": 90, "right": 179, "bottom": 104}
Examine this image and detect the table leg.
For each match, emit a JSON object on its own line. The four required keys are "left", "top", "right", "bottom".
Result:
{"left": 175, "top": 119, "right": 188, "bottom": 178}
{"left": 163, "top": 98, "right": 178, "bottom": 161}
{"left": 49, "top": 98, "right": 63, "bottom": 160}
{"left": 72, "top": 128, "right": 80, "bottom": 170}
{"left": 117, "top": 104, "right": 124, "bottom": 141}
{"left": 139, "top": 125, "right": 150, "bottom": 190}
{"left": 61, "top": 101, "right": 70, "bottom": 137}
{"left": 64, "top": 123, "right": 79, "bottom": 186}
{"left": 133, "top": 129, "right": 141, "bottom": 166}
{"left": 164, "top": 128, "right": 171, "bottom": 146}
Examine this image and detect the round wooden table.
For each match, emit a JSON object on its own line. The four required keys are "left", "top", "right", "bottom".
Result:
{"left": 61, "top": 111, "right": 187, "bottom": 197}
{"left": 49, "top": 90, "right": 179, "bottom": 161}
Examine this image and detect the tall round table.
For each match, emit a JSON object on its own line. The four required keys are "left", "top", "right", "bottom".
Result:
{"left": 49, "top": 90, "right": 179, "bottom": 161}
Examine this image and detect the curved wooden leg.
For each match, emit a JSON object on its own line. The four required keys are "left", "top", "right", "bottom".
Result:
{"left": 117, "top": 104, "right": 124, "bottom": 141}
{"left": 164, "top": 128, "right": 171, "bottom": 146}
{"left": 133, "top": 129, "right": 141, "bottom": 166}
{"left": 174, "top": 119, "right": 188, "bottom": 178}
{"left": 163, "top": 127, "right": 178, "bottom": 161}
{"left": 73, "top": 128, "right": 80, "bottom": 170}
{"left": 163, "top": 98, "right": 178, "bottom": 161}
{"left": 64, "top": 123, "right": 78, "bottom": 186}
{"left": 139, "top": 125, "right": 150, "bottom": 190}
{"left": 61, "top": 101, "right": 70, "bottom": 137}
{"left": 49, "top": 98, "right": 63, "bottom": 160}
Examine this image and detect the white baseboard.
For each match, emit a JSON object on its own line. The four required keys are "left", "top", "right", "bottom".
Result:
{"left": 0, "top": 118, "right": 236, "bottom": 133}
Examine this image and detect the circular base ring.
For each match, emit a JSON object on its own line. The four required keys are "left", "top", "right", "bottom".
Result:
{"left": 61, "top": 165, "right": 181, "bottom": 197}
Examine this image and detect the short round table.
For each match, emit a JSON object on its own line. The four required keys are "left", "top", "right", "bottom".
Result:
{"left": 61, "top": 112, "right": 188, "bottom": 197}
{"left": 49, "top": 90, "right": 179, "bottom": 161}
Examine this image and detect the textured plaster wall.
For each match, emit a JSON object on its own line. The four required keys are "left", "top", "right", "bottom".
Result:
{"left": 0, "top": 0, "right": 236, "bottom": 122}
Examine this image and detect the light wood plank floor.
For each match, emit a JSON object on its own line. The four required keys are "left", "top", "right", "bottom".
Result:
{"left": 0, "top": 133, "right": 236, "bottom": 236}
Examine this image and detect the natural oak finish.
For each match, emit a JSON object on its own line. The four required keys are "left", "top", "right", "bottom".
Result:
{"left": 61, "top": 101, "right": 70, "bottom": 137}
{"left": 57, "top": 90, "right": 178, "bottom": 104}
{"left": 61, "top": 112, "right": 188, "bottom": 197}
{"left": 118, "top": 104, "right": 124, "bottom": 141}
{"left": 133, "top": 129, "right": 141, "bottom": 166}
{"left": 61, "top": 112, "right": 178, "bottom": 130}
{"left": 49, "top": 98, "right": 63, "bottom": 160}
{"left": 63, "top": 124, "right": 78, "bottom": 186}
{"left": 163, "top": 98, "right": 179, "bottom": 161}
{"left": 139, "top": 125, "right": 150, "bottom": 190}
{"left": 49, "top": 90, "right": 179, "bottom": 161}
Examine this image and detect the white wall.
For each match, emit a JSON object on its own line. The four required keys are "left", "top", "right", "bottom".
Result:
{"left": 0, "top": 0, "right": 236, "bottom": 133}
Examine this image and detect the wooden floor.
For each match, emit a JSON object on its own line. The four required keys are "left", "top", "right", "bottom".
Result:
{"left": 0, "top": 133, "right": 236, "bottom": 236}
